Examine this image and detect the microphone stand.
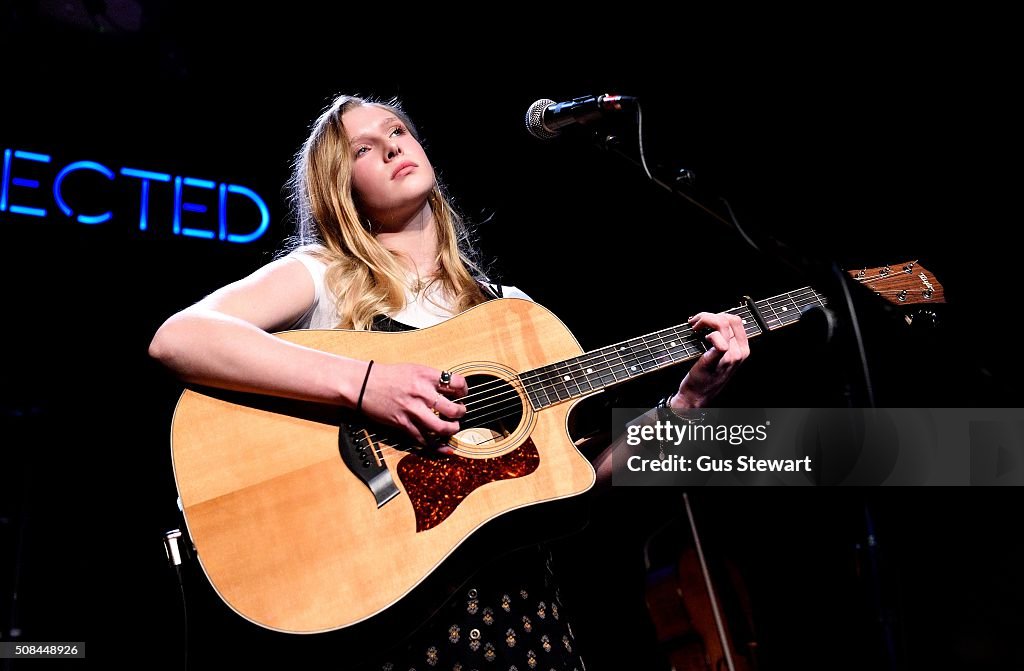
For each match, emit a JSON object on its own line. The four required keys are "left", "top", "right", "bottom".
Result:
{"left": 587, "top": 129, "right": 877, "bottom": 408}
{"left": 584, "top": 123, "right": 913, "bottom": 668}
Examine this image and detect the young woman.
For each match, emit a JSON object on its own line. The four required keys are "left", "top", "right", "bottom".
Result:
{"left": 150, "top": 94, "right": 749, "bottom": 669}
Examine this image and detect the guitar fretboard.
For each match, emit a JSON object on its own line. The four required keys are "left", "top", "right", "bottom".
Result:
{"left": 518, "top": 287, "right": 827, "bottom": 410}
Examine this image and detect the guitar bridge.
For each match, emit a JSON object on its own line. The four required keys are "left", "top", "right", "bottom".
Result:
{"left": 338, "top": 418, "right": 400, "bottom": 508}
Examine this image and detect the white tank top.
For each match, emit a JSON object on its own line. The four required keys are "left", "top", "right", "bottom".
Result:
{"left": 285, "top": 250, "right": 533, "bottom": 330}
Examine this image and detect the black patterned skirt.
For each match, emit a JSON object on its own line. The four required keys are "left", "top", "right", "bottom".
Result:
{"left": 363, "top": 545, "right": 585, "bottom": 671}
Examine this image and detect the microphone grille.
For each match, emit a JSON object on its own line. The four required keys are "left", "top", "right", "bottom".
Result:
{"left": 525, "top": 98, "right": 559, "bottom": 140}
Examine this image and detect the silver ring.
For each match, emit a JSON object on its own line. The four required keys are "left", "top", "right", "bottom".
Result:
{"left": 439, "top": 370, "right": 452, "bottom": 387}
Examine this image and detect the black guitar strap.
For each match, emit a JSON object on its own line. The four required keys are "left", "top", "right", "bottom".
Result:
{"left": 370, "top": 278, "right": 503, "bottom": 332}
{"left": 479, "top": 280, "right": 503, "bottom": 300}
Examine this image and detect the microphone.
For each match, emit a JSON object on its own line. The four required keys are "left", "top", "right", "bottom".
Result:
{"left": 525, "top": 94, "right": 636, "bottom": 140}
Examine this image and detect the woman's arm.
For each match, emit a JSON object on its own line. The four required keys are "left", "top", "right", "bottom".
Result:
{"left": 149, "top": 256, "right": 364, "bottom": 404}
{"left": 590, "top": 310, "right": 750, "bottom": 490}
{"left": 149, "top": 257, "right": 468, "bottom": 443}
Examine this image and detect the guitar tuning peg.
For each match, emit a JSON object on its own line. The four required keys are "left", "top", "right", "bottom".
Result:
{"left": 880, "top": 265, "right": 891, "bottom": 276}
{"left": 856, "top": 267, "right": 867, "bottom": 279}
{"left": 903, "top": 262, "right": 915, "bottom": 273}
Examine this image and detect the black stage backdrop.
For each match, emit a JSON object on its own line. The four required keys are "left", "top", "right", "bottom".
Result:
{"left": 1, "top": 5, "right": 1019, "bottom": 670}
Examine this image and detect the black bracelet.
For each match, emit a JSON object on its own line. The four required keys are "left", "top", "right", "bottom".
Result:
{"left": 356, "top": 360, "right": 374, "bottom": 413}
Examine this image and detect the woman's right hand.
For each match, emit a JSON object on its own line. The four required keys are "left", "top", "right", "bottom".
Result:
{"left": 358, "top": 363, "right": 468, "bottom": 446}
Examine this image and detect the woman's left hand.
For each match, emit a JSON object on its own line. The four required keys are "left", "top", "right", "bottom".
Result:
{"left": 671, "top": 311, "right": 750, "bottom": 409}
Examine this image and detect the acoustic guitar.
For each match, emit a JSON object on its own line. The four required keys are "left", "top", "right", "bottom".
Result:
{"left": 169, "top": 261, "right": 942, "bottom": 634}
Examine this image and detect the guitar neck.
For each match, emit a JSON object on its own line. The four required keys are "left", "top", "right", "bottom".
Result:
{"left": 519, "top": 286, "right": 825, "bottom": 409}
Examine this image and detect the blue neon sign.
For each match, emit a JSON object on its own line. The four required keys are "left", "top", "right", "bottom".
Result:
{"left": 1, "top": 148, "right": 270, "bottom": 244}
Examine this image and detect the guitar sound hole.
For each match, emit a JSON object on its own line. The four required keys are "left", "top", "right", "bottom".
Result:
{"left": 452, "top": 374, "right": 524, "bottom": 451}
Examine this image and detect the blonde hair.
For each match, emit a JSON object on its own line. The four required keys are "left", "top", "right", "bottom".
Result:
{"left": 286, "top": 94, "right": 490, "bottom": 330}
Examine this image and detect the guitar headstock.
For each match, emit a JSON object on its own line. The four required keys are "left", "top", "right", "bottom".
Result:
{"left": 848, "top": 260, "right": 945, "bottom": 307}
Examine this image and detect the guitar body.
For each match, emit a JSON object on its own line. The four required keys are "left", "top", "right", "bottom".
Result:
{"left": 171, "top": 298, "right": 597, "bottom": 634}
{"left": 169, "top": 261, "right": 942, "bottom": 641}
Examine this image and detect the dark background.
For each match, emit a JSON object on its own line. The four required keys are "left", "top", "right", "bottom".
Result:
{"left": 1, "top": 3, "right": 1020, "bottom": 669}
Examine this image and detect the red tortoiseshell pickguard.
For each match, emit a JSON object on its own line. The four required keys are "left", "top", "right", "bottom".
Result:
{"left": 396, "top": 440, "right": 540, "bottom": 532}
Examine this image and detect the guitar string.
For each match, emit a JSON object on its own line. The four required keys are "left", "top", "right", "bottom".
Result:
{"left": 469, "top": 290, "right": 820, "bottom": 420}
{"left": 356, "top": 290, "right": 826, "bottom": 449}
{"left": 358, "top": 276, "right": 908, "bottom": 455}
{"left": 360, "top": 314, "right": 721, "bottom": 457}
{"left": 440, "top": 285, "right": 824, "bottom": 425}
{"left": 370, "top": 288, "right": 819, "bottom": 444}
{"left": 420, "top": 320, "right": 709, "bottom": 413}
{"left": 464, "top": 287, "right": 821, "bottom": 411}
{"left": 364, "top": 289, "right": 823, "bottom": 446}
{"left": 377, "top": 276, "right": 861, "bottom": 418}
{"left": 375, "top": 305, "right": 766, "bottom": 462}
{"left": 361, "top": 281, "right": 835, "bottom": 435}
{"left": 365, "top": 289, "right": 825, "bottom": 457}
{"left": 441, "top": 286, "right": 822, "bottom": 411}
{"left": 476, "top": 270, "right": 896, "bottom": 418}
